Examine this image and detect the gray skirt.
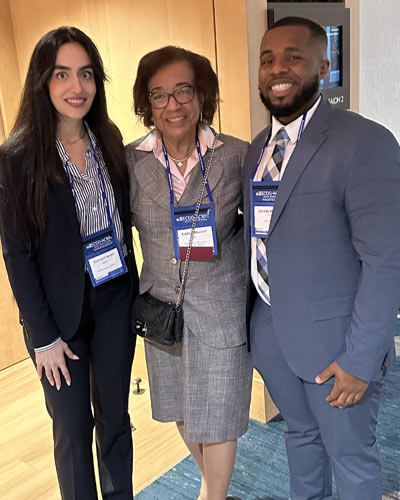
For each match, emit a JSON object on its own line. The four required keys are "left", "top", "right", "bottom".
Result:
{"left": 144, "top": 323, "right": 252, "bottom": 443}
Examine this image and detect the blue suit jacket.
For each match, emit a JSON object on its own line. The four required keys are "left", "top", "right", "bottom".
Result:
{"left": 0, "top": 152, "right": 139, "bottom": 349}
{"left": 243, "top": 98, "right": 400, "bottom": 383}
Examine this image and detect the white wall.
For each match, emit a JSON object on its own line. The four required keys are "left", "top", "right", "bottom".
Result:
{"left": 359, "top": 0, "right": 400, "bottom": 142}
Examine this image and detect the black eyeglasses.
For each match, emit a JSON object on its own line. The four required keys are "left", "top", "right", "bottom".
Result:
{"left": 148, "top": 85, "right": 195, "bottom": 109}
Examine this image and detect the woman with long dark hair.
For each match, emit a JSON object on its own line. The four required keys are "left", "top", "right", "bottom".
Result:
{"left": 0, "top": 27, "right": 138, "bottom": 499}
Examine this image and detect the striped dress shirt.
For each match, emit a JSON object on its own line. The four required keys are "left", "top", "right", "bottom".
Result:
{"left": 35, "top": 125, "right": 126, "bottom": 352}
{"left": 56, "top": 126, "right": 125, "bottom": 248}
{"left": 250, "top": 97, "right": 321, "bottom": 304}
{"left": 136, "top": 124, "right": 223, "bottom": 201}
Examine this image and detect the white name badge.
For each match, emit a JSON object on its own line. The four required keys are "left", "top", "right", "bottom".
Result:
{"left": 83, "top": 228, "right": 128, "bottom": 287}
{"left": 177, "top": 225, "right": 214, "bottom": 248}
{"left": 254, "top": 205, "right": 274, "bottom": 234}
{"left": 88, "top": 248, "right": 123, "bottom": 280}
{"left": 250, "top": 180, "right": 279, "bottom": 238}
{"left": 172, "top": 203, "right": 218, "bottom": 261}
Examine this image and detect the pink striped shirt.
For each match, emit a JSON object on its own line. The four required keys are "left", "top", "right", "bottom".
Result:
{"left": 136, "top": 125, "right": 223, "bottom": 201}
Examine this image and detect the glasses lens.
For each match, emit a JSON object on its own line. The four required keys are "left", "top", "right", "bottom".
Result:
{"left": 149, "top": 92, "right": 168, "bottom": 109}
{"left": 174, "top": 86, "right": 194, "bottom": 104}
{"left": 149, "top": 86, "right": 195, "bottom": 108}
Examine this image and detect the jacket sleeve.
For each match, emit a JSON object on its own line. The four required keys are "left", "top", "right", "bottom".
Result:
{"left": 0, "top": 155, "right": 61, "bottom": 349}
{"left": 125, "top": 142, "right": 139, "bottom": 227}
{"left": 336, "top": 126, "right": 400, "bottom": 381}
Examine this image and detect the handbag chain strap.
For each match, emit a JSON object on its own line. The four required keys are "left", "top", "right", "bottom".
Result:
{"left": 175, "top": 133, "right": 219, "bottom": 309}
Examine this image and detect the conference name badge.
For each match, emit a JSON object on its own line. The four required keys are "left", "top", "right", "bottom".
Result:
{"left": 172, "top": 203, "right": 217, "bottom": 261}
{"left": 250, "top": 180, "right": 279, "bottom": 237}
{"left": 82, "top": 227, "right": 127, "bottom": 287}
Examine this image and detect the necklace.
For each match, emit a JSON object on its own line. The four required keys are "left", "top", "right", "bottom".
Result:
{"left": 59, "top": 127, "right": 86, "bottom": 146}
{"left": 168, "top": 153, "right": 192, "bottom": 168}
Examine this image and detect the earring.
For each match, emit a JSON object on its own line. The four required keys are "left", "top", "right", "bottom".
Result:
{"left": 200, "top": 110, "right": 203, "bottom": 122}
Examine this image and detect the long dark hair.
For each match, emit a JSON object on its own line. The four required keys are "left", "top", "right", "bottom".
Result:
{"left": 0, "top": 26, "right": 126, "bottom": 252}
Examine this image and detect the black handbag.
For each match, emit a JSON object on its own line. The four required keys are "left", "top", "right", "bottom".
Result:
{"left": 132, "top": 135, "right": 218, "bottom": 346}
{"left": 132, "top": 293, "right": 183, "bottom": 346}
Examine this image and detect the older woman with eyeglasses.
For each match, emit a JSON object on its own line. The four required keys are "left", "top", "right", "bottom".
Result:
{"left": 126, "top": 46, "right": 251, "bottom": 500}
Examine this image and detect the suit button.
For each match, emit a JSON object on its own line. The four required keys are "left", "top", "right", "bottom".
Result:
{"left": 175, "top": 286, "right": 181, "bottom": 294}
{"left": 171, "top": 257, "right": 178, "bottom": 265}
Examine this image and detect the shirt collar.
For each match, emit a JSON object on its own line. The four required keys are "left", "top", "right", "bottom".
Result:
{"left": 85, "top": 122, "right": 98, "bottom": 150}
{"left": 56, "top": 121, "right": 96, "bottom": 161}
{"left": 271, "top": 95, "right": 322, "bottom": 144}
{"left": 135, "top": 123, "right": 223, "bottom": 155}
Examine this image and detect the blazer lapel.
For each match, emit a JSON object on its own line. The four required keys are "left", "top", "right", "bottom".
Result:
{"left": 134, "top": 154, "right": 171, "bottom": 211}
{"left": 178, "top": 165, "right": 202, "bottom": 206}
{"left": 178, "top": 145, "right": 224, "bottom": 206}
{"left": 108, "top": 168, "right": 123, "bottom": 217}
{"left": 53, "top": 158, "right": 126, "bottom": 233}
{"left": 134, "top": 141, "right": 224, "bottom": 209}
{"left": 52, "top": 159, "right": 80, "bottom": 231}
{"left": 207, "top": 150, "right": 224, "bottom": 194}
{"left": 267, "top": 99, "right": 332, "bottom": 240}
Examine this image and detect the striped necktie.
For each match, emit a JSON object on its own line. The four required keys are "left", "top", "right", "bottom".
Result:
{"left": 256, "top": 128, "right": 289, "bottom": 303}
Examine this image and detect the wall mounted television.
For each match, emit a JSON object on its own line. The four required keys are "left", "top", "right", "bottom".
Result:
{"left": 267, "top": 2, "right": 350, "bottom": 109}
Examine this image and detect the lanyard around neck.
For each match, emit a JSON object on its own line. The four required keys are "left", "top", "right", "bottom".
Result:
{"left": 251, "top": 112, "right": 307, "bottom": 181}
{"left": 63, "top": 130, "right": 114, "bottom": 230}
{"left": 162, "top": 134, "right": 214, "bottom": 206}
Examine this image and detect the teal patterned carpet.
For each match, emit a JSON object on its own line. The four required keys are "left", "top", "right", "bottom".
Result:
{"left": 136, "top": 333, "right": 400, "bottom": 500}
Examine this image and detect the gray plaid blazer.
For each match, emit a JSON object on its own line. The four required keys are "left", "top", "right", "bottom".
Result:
{"left": 126, "top": 131, "right": 249, "bottom": 348}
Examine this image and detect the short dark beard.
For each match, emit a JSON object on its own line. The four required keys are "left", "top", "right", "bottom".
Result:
{"left": 259, "top": 74, "right": 320, "bottom": 119}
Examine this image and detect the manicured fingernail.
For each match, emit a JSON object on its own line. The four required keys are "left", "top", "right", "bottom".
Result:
{"left": 67, "top": 381, "right": 71, "bottom": 387}
{"left": 73, "top": 355, "right": 79, "bottom": 360}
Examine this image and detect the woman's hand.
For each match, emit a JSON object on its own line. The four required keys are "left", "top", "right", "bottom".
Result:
{"left": 35, "top": 341, "right": 79, "bottom": 390}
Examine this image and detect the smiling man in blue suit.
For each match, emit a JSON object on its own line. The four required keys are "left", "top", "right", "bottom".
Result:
{"left": 242, "top": 16, "right": 400, "bottom": 500}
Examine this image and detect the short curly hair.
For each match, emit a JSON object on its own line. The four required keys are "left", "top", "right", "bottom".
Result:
{"left": 133, "top": 46, "right": 219, "bottom": 128}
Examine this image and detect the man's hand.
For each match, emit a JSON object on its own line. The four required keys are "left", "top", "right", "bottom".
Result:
{"left": 315, "top": 361, "right": 368, "bottom": 409}
{"left": 35, "top": 341, "right": 79, "bottom": 390}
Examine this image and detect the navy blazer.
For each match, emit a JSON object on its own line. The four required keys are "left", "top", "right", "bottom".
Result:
{"left": 0, "top": 152, "right": 138, "bottom": 349}
{"left": 242, "top": 98, "right": 400, "bottom": 382}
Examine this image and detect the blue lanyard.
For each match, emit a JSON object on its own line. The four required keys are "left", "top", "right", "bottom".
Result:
{"left": 162, "top": 134, "right": 214, "bottom": 206}
{"left": 250, "top": 112, "right": 307, "bottom": 181}
{"left": 63, "top": 132, "right": 114, "bottom": 231}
